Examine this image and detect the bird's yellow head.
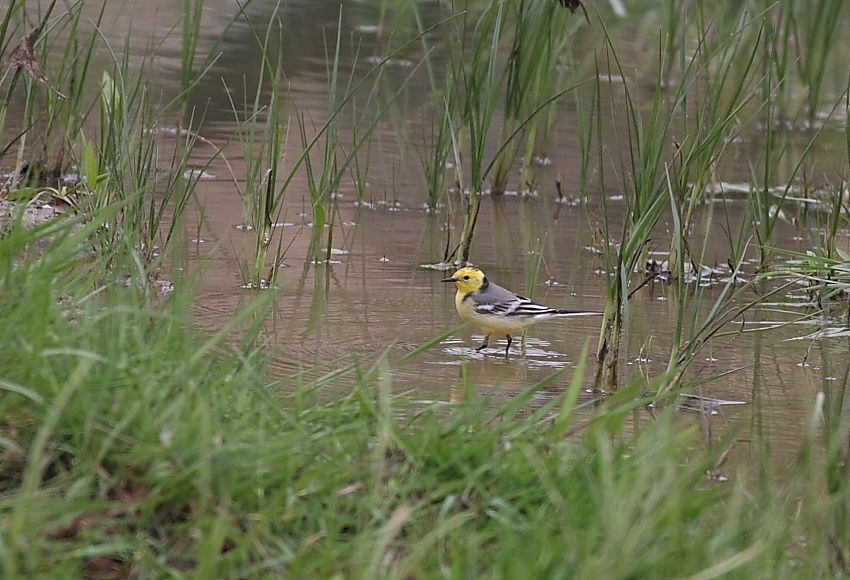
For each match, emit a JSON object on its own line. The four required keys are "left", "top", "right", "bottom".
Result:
{"left": 441, "top": 267, "right": 487, "bottom": 294}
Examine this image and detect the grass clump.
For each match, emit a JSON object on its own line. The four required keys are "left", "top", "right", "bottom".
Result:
{"left": 437, "top": 0, "right": 586, "bottom": 263}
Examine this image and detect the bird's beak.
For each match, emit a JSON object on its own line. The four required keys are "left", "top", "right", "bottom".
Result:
{"left": 440, "top": 276, "right": 456, "bottom": 283}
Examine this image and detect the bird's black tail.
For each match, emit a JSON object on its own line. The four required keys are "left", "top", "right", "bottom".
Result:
{"left": 553, "top": 310, "right": 604, "bottom": 316}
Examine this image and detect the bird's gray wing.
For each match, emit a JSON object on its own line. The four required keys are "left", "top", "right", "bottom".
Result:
{"left": 467, "top": 283, "right": 555, "bottom": 317}
{"left": 466, "top": 282, "right": 518, "bottom": 315}
{"left": 469, "top": 283, "right": 568, "bottom": 318}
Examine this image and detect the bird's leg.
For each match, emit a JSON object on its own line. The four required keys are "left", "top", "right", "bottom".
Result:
{"left": 505, "top": 334, "right": 512, "bottom": 357}
{"left": 476, "top": 334, "right": 490, "bottom": 352}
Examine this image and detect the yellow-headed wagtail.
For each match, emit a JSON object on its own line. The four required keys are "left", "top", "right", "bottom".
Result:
{"left": 442, "top": 267, "right": 602, "bottom": 356}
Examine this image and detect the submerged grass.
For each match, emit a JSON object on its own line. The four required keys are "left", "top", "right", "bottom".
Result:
{"left": 442, "top": 0, "right": 587, "bottom": 262}
{"left": 227, "top": 4, "right": 439, "bottom": 285}
{"left": 589, "top": 3, "right": 795, "bottom": 392}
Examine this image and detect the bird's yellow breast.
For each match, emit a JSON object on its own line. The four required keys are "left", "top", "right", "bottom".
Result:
{"left": 454, "top": 290, "right": 531, "bottom": 334}
{"left": 455, "top": 291, "right": 476, "bottom": 321}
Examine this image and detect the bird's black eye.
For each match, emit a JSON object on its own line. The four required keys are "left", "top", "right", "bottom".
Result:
{"left": 463, "top": 275, "right": 470, "bottom": 280}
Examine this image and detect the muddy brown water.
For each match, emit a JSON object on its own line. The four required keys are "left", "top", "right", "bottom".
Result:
{"left": 20, "top": 1, "right": 850, "bottom": 466}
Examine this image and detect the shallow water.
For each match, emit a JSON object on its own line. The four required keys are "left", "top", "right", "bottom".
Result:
{"left": 22, "top": 0, "right": 850, "bottom": 464}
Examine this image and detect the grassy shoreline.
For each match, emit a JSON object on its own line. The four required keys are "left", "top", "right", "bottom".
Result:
{"left": 0, "top": 225, "right": 838, "bottom": 576}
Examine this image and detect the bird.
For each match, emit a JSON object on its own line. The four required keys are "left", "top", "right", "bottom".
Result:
{"left": 441, "top": 267, "right": 603, "bottom": 356}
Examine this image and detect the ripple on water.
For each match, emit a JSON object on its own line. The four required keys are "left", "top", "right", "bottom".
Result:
{"left": 435, "top": 336, "right": 573, "bottom": 370}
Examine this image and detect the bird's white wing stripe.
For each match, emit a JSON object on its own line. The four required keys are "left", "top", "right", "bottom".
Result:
{"left": 471, "top": 291, "right": 602, "bottom": 319}
{"left": 506, "top": 297, "right": 557, "bottom": 317}
{"left": 474, "top": 298, "right": 560, "bottom": 317}
{"left": 513, "top": 302, "right": 554, "bottom": 312}
{"left": 473, "top": 302, "right": 509, "bottom": 315}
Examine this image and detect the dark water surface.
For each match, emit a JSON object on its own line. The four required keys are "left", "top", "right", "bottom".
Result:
{"left": 62, "top": 0, "right": 850, "bottom": 464}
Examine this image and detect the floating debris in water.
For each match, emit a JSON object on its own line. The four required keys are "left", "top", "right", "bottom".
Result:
{"left": 787, "top": 327, "right": 850, "bottom": 341}
{"left": 420, "top": 202, "right": 445, "bottom": 212}
{"left": 330, "top": 192, "right": 343, "bottom": 199}
{"left": 354, "top": 200, "right": 376, "bottom": 209}
{"left": 272, "top": 222, "right": 296, "bottom": 228}
{"left": 373, "top": 200, "right": 405, "bottom": 212}
{"left": 366, "top": 55, "right": 414, "bottom": 67}
{"left": 183, "top": 168, "right": 215, "bottom": 180}
{"left": 761, "top": 301, "right": 816, "bottom": 309}
{"left": 700, "top": 181, "right": 803, "bottom": 197}
{"left": 556, "top": 195, "right": 582, "bottom": 206}
{"left": 598, "top": 73, "right": 625, "bottom": 83}
{"left": 145, "top": 126, "right": 193, "bottom": 137}
{"left": 643, "top": 259, "right": 731, "bottom": 284}
{"left": 420, "top": 262, "right": 458, "bottom": 271}
{"left": 191, "top": 238, "right": 206, "bottom": 244}
{"left": 732, "top": 319, "right": 819, "bottom": 327}
{"left": 626, "top": 355, "right": 652, "bottom": 366}
{"left": 241, "top": 280, "right": 274, "bottom": 290}
{"left": 768, "top": 204, "right": 789, "bottom": 222}
{"left": 324, "top": 248, "right": 349, "bottom": 256}
{"left": 378, "top": 255, "right": 390, "bottom": 263}
{"left": 234, "top": 224, "right": 254, "bottom": 231}
{"left": 355, "top": 24, "right": 383, "bottom": 35}
{"left": 678, "top": 393, "right": 746, "bottom": 415}
{"left": 531, "top": 154, "right": 552, "bottom": 167}
{"left": 449, "top": 187, "right": 504, "bottom": 197}
{"left": 120, "top": 277, "right": 175, "bottom": 296}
